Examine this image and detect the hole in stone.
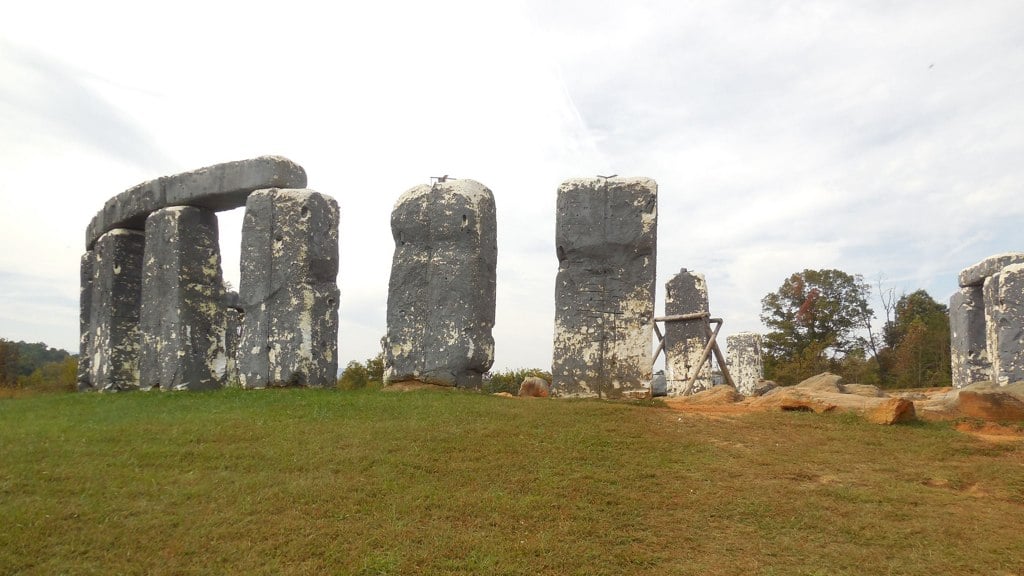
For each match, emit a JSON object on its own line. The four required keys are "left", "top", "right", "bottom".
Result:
{"left": 300, "top": 206, "right": 310, "bottom": 218}
{"left": 557, "top": 245, "right": 566, "bottom": 262}
{"left": 328, "top": 298, "right": 335, "bottom": 306}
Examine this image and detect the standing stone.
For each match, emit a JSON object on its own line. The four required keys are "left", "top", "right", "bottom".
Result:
{"left": 727, "top": 332, "right": 763, "bottom": 396}
{"left": 139, "top": 207, "right": 227, "bottom": 391}
{"left": 223, "top": 293, "right": 242, "bottom": 387}
{"left": 950, "top": 285, "right": 989, "bottom": 388}
{"left": 77, "top": 252, "right": 95, "bottom": 391}
{"left": 551, "top": 177, "right": 657, "bottom": 398}
{"left": 89, "top": 229, "right": 145, "bottom": 391}
{"left": 383, "top": 180, "right": 497, "bottom": 388}
{"left": 994, "top": 264, "right": 1024, "bottom": 385}
{"left": 664, "top": 269, "right": 712, "bottom": 395}
{"left": 983, "top": 274, "right": 1002, "bottom": 384}
{"left": 237, "top": 189, "right": 339, "bottom": 388}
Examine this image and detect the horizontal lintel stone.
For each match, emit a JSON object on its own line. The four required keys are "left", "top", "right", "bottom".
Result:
{"left": 85, "top": 156, "right": 306, "bottom": 249}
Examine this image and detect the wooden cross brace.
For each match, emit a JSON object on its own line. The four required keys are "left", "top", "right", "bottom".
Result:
{"left": 652, "top": 312, "right": 735, "bottom": 389}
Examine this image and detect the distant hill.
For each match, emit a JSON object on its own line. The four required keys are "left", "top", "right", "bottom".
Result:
{"left": 0, "top": 340, "right": 74, "bottom": 388}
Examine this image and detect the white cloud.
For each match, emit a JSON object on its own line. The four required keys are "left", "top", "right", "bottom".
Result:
{"left": 2, "top": 0, "right": 1023, "bottom": 371}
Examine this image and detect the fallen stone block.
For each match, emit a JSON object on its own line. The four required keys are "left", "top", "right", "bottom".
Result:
{"left": 792, "top": 372, "right": 846, "bottom": 394}
{"left": 518, "top": 376, "right": 550, "bottom": 398}
{"left": 727, "top": 332, "right": 763, "bottom": 396}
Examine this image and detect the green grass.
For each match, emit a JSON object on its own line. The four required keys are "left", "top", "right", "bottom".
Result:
{"left": 1, "top": 389, "right": 1022, "bottom": 575}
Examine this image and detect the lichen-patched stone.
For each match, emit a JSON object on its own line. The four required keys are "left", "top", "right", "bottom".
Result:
{"left": 950, "top": 285, "right": 989, "bottom": 388}
{"left": 727, "top": 332, "right": 764, "bottom": 396}
{"left": 237, "top": 189, "right": 339, "bottom": 388}
{"left": 551, "top": 177, "right": 657, "bottom": 398}
{"left": 88, "top": 229, "right": 145, "bottom": 391}
{"left": 77, "top": 252, "right": 95, "bottom": 390}
{"left": 139, "top": 207, "right": 227, "bottom": 391}
{"left": 85, "top": 156, "right": 306, "bottom": 249}
{"left": 383, "top": 180, "right": 497, "bottom": 388}
{"left": 664, "top": 269, "right": 711, "bottom": 395}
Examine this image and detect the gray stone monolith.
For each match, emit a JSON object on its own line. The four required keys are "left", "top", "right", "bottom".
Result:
{"left": 950, "top": 285, "right": 989, "bottom": 388}
{"left": 664, "top": 269, "right": 712, "bottom": 395}
{"left": 77, "top": 252, "right": 95, "bottom": 391}
{"left": 237, "top": 189, "right": 339, "bottom": 388}
{"left": 383, "top": 180, "right": 497, "bottom": 388}
{"left": 551, "top": 177, "right": 657, "bottom": 398}
{"left": 727, "top": 332, "right": 763, "bottom": 396}
{"left": 223, "top": 295, "right": 242, "bottom": 387}
{"left": 993, "top": 264, "right": 1024, "bottom": 385}
{"left": 88, "top": 229, "right": 145, "bottom": 391}
{"left": 139, "top": 207, "right": 227, "bottom": 391}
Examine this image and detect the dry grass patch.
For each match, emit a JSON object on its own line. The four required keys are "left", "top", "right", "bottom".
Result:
{"left": 1, "top": 389, "right": 1022, "bottom": 575}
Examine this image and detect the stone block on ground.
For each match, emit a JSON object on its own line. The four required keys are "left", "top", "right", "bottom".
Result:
{"left": 383, "top": 180, "right": 497, "bottom": 389}
{"left": 792, "top": 372, "right": 846, "bottom": 393}
{"left": 139, "top": 207, "right": 226, "bottom": 391}
{"left": 518, "top": 376, "right": 550, "bottom": 398}
{"left": 551, "top": 177, "right": 657, "bottom": 398}
{"left": 866, "top": 397, "right": 916, "bottom": 425}
{"left": 237, "top": 189, "right": 340, "bottom": 388}
{"left": 993, "top": 264, "right": 1024, "bottom": 386}
{"left": 77, "top": 252, "right": 95, "bottom": 391}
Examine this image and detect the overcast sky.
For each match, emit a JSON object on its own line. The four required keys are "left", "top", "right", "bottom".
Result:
{"left": 1, "top": 0, "right": 1022, "bottom": 372}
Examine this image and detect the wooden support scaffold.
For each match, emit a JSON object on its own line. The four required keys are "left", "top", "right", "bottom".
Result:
{"left": 652, "top": 311, "right": 735, "bottom": 392}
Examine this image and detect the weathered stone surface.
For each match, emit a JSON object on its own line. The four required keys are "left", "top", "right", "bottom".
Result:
{"left": 950, "top": 285, "right": 990, "bottom": 387}
{"left": 672, "top": 384, "right": 742, "bottom": 405}
{"left": 993, "top": 263, "right": 1024, "bottom": 385}
{"left": 518, "top": 376, "right": 550, "bottom": 398}
{"left": 664, "top": 269, "right": 711, "bottom": 396}
{"left": 958, "top": 252, "right": 1024, "bottom": 287}
{"left": 237, "top": 189, "right": 339, "bottom": 388}
{"left": 551, "top": 177, "right": 657, "bottom": 398}
{"left": 750, "top": 379, "right": 777, "bottom": 397}
{"left": 383, "top": 180, "right": 497, "bottom": 389}
{"left": 983, "top": 274, "right": 1001, "bottom": 384}
{"left": 958, "top": 390, "right": 1024, "bottom": 420}
{"left": 865, "top": 397, "right": 916, "bottom": 425}
{"left": 651, "top": 371, "right": 667, "bottom": 397}
{"left": 77, "top": 252, "right": 95, "bottom": 391}
{"left": 792, "top": 372, "right": 845, "bottom": 394}
{"left": 844, "top": 384, "right": 886, "bottom": 397}
{"left": 139, "top": 207, "right": 226, "bottom": 391}
{"left": 726, "top": 332, "right": 763, "bottom": 396}
{"left": 223, "top": 305, "right": 241, "bottom": 387}
{"left": 85, "top": 156, "right": 307, "bottom": 249}
{"left": 88, "top": 229, "right": 145, "bottom": 391}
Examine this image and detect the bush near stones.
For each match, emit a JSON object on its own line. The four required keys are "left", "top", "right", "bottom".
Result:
{"left": 483, "top": 368, "right": 551, "bottom": 395}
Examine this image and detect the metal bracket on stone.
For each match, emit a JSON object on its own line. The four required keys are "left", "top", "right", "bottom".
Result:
{"left": 652, "top": 312, "right": 736, "bottom": 391}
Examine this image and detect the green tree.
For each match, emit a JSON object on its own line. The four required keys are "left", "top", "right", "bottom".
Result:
{"left": 0, "top": 339, "right": 20, "bottom": 388}
{"left": 760, "top": 269, "right": 874, "bottom": 384}
{"left": 365, "top": 353, "right": 385, "bottom": 384}
{"left": 337, "top": 360, "right": 369, "bottom": 390}
{"left": 885, "top": 290, "right": 950, "bottom": 388}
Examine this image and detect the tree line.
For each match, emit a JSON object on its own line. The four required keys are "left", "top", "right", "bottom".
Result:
{"left": 0, "top": 340, "right": 77, "bottom": 392}
{"left": 760, "top": 269, "right": 950, "bottom": 388}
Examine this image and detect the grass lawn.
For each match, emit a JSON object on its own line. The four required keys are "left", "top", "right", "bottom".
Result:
{"left": 1, "top": 388, "right": 1022, "bottom": 575}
